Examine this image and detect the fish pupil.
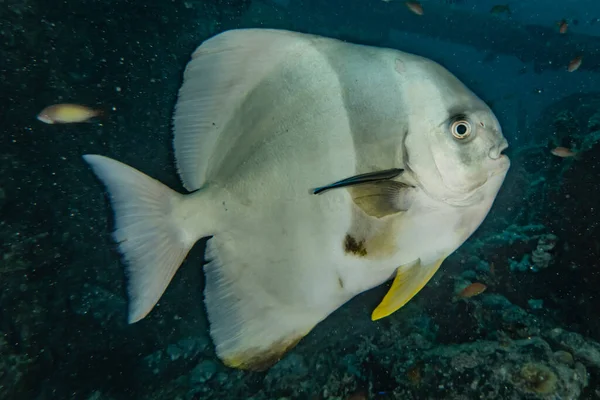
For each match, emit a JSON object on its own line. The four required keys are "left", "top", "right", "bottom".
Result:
{"left": 456, "top": 124, "right": 467, "bottom": 135}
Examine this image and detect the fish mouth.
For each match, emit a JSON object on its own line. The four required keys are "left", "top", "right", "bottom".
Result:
{"left": 488, "top": 140, "right": 509, "bottom": 160}
{"left": 486, "top": 140, "right": 510, "bottom": 178}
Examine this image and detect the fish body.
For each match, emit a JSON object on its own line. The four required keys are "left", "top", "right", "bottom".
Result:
{"left": 83, "top": 29, "right": 510, "bottom": 371}
{"left": 458, "top": 282, "right": 487, "bottom": 298}
{"left": 551, "top": 146, "right": 577, "bottom": 158}
{"left": 37, "top": 103, "right": 101, "bottom": 124}
{"left": 405, "top": 1, "right": 424, "bottom": 15}
{"left": 568, "top": 55, "right": 582, "bottom": 72}
{"left": 558, "top": 20, "right": 568, "bottom": 34}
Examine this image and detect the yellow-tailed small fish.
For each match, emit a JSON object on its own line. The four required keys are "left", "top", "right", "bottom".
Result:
{"left": 37, "top": 103, "right": 103, "bottom": 124}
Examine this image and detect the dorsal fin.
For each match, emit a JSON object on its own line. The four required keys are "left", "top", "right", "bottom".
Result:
{"left": 172, "top": 29, "right": 319, "bottom": 191}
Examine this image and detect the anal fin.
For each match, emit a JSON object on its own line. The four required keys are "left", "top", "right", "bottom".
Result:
{"left": 203, "top": 239, "right": 324, "bottom": 371}
{"left": 371, "top": 256, "right": 446, "bottom": 321}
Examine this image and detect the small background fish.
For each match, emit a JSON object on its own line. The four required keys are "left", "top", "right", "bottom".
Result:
{"left": 405, "top": 1, "right": 423, "bottom": 15}
{"left": 458, "top": 282, "right": 487, "bottom": 298}
{"left": 557, "top": 19, "right": 568, "bottom": 34}
{"left": 37, "top": 103, "right": 103, "bottom": 124}
{"left": 567, "top": 55, "right": 582, "bottom": 72}
{"left": 551, "top": 147, "right": 579, "bottom": 158}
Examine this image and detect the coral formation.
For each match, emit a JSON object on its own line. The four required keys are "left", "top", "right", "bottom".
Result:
{"left": 530, "top": 234, "right": 557, "bottom": 272}
{"left": 508, "top": 233, "right": 558, "bottom": 273}
{"left": 517, "top": 362, "right": 558, "bottom": 395}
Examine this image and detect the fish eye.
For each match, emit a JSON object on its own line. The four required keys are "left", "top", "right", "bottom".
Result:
{"left": 450, "top": 119, "right": 472, "bottom": 140}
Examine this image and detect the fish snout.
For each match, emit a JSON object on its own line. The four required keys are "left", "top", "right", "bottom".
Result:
{"left": 486, "top": 139, "right": 510, "bottom": 175}
{"left": 488, "top": 139, "right": 509, "bottom": 160}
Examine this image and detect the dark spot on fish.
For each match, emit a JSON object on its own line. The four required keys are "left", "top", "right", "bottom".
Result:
{"left": 344, "top": 234, "right": 367, "bottom": 257}
{"left": 338, "top": 276, "right": 345, "bottom": 289}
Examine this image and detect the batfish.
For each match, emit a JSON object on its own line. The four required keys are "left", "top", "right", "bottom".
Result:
{"left": 83, "top": 29, "right": 510, "bottom": 371}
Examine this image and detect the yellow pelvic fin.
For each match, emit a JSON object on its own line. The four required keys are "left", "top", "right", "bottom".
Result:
{"left": 371, "top": 256, "right": 446, "bottom": 321}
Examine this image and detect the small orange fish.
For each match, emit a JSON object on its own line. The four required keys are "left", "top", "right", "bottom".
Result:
{"left": 37, "top": 103, "right": 103, "bottom": 124}
{"left": 567, "top": 55, "right": 582, "bottom": 72}
{"left": 405, "top": 1, "right": 423, "bottom": 15}
{"left": 551, "top": 146, "right": 577, "bottom": 158}
{"left": 558, "top": 19, "right": 568, "bottom": 34}
{"left": 458, "top": 282, "right": 487, "bottom": 298}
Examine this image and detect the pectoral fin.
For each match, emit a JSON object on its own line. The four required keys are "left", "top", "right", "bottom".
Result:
{"left": 349, "top": 181, "right": 414, "bottom": 218}
{"left": 312, "top": 168, "right": 403, "bottom": 195}
{"left": 371, "top": 256, "right": 446, "bottom": 321}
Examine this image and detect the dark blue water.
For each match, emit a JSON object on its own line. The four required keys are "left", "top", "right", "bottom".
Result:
{"left": 2, "top": 0, "right": 600, "bottom": 398}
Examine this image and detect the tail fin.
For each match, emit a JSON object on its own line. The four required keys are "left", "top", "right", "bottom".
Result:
{"left": 83, "top": 154, "right": 195, "bottom": 323}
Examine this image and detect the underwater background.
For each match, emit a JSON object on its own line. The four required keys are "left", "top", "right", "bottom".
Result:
{"left": 2, "top": 0, "right": 600, "bottom": 398}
